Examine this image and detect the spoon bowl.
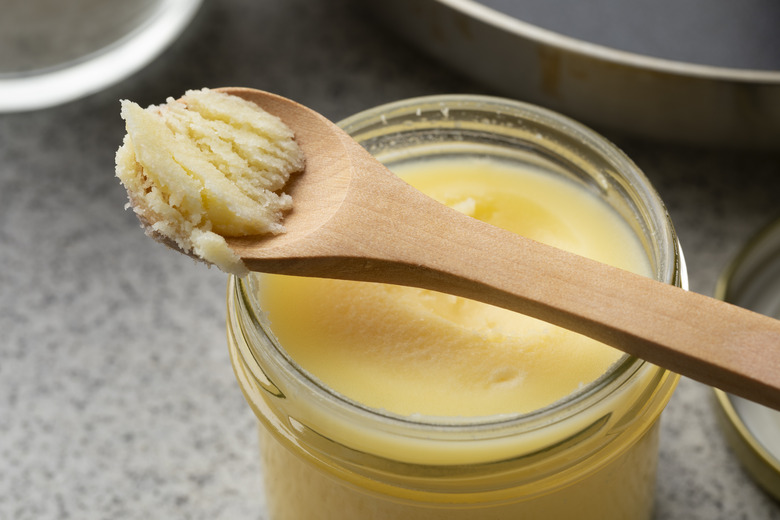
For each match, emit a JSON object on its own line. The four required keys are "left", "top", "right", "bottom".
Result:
{"left": 220, "top": 87, "right": 780, "bottom": 411}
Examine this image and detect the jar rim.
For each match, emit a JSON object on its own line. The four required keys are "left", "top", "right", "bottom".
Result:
{"left": 234, "top": 93, "right": 682, "bottom": 436}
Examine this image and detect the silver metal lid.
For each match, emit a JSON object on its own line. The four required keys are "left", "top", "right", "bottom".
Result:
{"left": 714, "top": 218, "right": 780, "bottom": 500}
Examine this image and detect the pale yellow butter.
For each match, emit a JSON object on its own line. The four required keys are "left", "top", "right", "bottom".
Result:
{"left": 115, "top": 88, "right": 304, "bottom": 275}
{"left": 259, "top": 158, "right": 651, "bottom": 416}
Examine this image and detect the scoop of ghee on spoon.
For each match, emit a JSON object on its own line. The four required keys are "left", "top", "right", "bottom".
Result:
{"left": 116, "top": 88, "right": 304, "bottom": 276}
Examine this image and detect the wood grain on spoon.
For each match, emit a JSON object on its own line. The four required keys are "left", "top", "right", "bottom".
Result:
{"left": 220, "top": 87, "right": 780, "bottom": 411}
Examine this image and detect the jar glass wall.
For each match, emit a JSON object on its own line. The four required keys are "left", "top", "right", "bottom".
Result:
{"left": 227, "top": 95, "right": 684, "bottom": 519}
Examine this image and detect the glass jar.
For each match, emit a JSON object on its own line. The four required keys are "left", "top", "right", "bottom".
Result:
{"left": 226, "top": 95, "right": 685, "bottom": 520}
{"left": 0, "top": 0, "right": 202, "bottom": 112}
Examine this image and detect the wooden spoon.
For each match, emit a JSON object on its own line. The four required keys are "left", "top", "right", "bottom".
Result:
{"left": 220, "top": 87, "right": 780, "bottom": 411}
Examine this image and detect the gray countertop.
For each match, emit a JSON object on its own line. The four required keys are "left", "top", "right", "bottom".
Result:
{"left": 1, "top": 1, "right": 779, "bottom": 518}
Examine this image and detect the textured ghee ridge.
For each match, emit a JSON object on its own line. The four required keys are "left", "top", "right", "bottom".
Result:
{"left": 115, "top": 88, "right": 304, "bottom": 276}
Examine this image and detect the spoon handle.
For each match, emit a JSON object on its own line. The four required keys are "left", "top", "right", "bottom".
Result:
{"left": 236, "top": 135, "right": 780, "bottom": 411}
{"left": 431, "top": 212, "right": 780, "bottom": 411}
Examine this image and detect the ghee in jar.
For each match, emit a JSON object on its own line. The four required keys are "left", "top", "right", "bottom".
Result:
{"left": 258, "top": 157, "right": 650, "bottom": 417}
{"left": 227, "top": 95, "right": 681, "bottom": 520}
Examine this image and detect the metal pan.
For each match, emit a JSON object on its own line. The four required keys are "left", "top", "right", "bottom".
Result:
{"left": 364, "top": 0, "right": 780, "bottom": 149}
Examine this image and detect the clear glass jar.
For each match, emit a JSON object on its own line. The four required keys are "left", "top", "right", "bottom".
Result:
{"left": 226, "top": 95, "right": 685, "bottom": 520}
{"left": 0, "top": 0, "right": 202, "bottom": 112}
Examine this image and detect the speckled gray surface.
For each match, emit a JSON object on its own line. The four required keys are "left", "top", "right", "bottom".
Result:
{"left": 1, "top": 1, "right": 779, "bottom": 519}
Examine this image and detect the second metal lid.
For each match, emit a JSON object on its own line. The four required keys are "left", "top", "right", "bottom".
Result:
{"left": 714, "top": 217, "right": 780, "bottom": 501}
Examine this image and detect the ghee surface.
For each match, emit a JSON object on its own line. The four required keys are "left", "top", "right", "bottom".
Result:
{"left": 258, "top": 157, "right": 651, "bottom": 416}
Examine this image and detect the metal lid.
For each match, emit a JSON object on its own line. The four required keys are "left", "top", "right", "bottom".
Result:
{"left": 714, "top": 217, "right": 780, "bottom": 500}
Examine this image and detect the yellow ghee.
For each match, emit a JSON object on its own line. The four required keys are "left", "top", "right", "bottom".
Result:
{"left": 258, "top": 158, "right": 650, "bottom": 417}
